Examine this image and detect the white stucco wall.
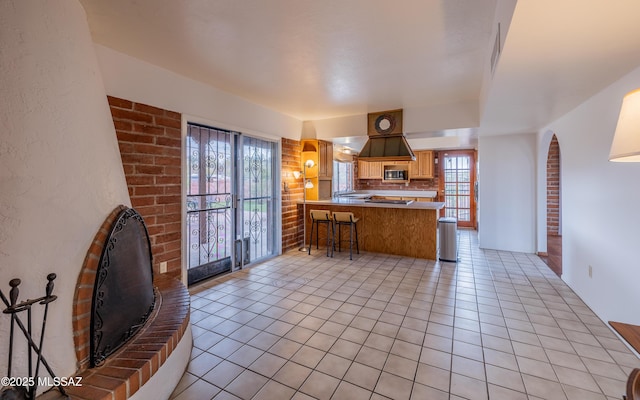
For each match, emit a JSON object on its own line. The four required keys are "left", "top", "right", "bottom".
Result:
{"left": 94, "top": 44, "right": 302, "bottom": 140}
{"left": 478, "top": 133, "right": 537, "bottom": 253}
{"left": 0, "top": 0, "right": 131, "bottom": 377}
{"left": 540, "top": 65, "right": 640, "bottom": 324}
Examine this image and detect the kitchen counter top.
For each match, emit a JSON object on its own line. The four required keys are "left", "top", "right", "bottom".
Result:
{"left": 338, "top": 190, "right": 437, "bottom": 199}
{"left": 304, "top": 198, "right": 445, "bottom": 210}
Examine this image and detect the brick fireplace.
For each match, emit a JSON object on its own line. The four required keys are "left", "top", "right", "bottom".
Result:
{"left": 68, "top": 205, "right": 191, "bottom": 399}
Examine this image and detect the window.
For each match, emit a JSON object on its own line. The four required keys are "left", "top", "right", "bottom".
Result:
{"left": 333, "top": 161, "right": 354, "bottom": 194}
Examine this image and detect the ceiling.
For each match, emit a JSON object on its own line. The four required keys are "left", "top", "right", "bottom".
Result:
{"left": 79, "top": 0, "right": 640, "bottom": 148}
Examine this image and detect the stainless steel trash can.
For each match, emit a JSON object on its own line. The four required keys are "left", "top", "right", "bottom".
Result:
{"left": 439, "top": 217, "right": 457, "bottom": 262}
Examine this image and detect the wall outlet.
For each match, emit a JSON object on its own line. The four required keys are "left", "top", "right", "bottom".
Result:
{"left": 588, "top": 265, "right": 592, "bottom": 278}
{"left": 160, "top": 261, "right": 168, "bottom": 274}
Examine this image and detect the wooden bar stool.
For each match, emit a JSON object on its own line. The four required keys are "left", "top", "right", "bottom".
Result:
{"left": 308, "top": 209, "right": 334, "bottom": 257}
{"left": 332, "top": 211, "right": 359, "bottom": 260}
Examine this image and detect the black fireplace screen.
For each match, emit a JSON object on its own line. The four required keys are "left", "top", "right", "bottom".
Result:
{"left": 90, "top": 207, "right": 155, "bottom": 367}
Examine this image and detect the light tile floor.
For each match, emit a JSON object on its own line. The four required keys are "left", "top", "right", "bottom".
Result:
{"left": 170, "top": 230, "right": 638, "bottom": 400}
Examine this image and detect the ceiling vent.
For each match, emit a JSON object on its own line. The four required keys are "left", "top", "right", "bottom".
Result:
{"left": 491, "top": 23, "right": 501, "bottom": 73}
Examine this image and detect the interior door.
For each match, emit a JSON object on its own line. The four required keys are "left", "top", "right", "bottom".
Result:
{"left": 438, "top": 150, "right": 477, "bottom": 229}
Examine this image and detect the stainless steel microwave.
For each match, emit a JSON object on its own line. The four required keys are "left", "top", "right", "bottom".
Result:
{"left": 384, "top": 169, "right": 407, "bottom": 180}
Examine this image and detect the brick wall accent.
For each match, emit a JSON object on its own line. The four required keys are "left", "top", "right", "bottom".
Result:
{"left": 355, "top": 177, "right": 439, "bottom": 191}
{"left": 109, "top": 98, "right": 305, "bottom": 258}
{"left": 282, "top": 138, "right": 304, "bottom": 251}
{"left": 547, "top": 135, "right": 561, "bottom": 235}
{"left": 107, "top": 96, "right": 182, "bottom": 278}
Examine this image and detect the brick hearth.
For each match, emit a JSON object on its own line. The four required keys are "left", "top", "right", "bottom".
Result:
{"left": 66, "top": 275, "right": 189, "bottom": 400}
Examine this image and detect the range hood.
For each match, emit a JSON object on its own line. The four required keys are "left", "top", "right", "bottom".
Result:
{"left": 358, "top": 109, "right": 416, "bottom": 162}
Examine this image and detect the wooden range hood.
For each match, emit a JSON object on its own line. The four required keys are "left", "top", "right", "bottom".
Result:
{"left": 358, "top": 109, "right": 416, "bottom": 162}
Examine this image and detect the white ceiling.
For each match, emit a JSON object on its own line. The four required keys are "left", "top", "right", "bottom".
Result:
{"left": 483, "top": 0, "right": 640, "bottom": 136}
{"left": 79, "top": 0, "right": 640, "bottom": 146}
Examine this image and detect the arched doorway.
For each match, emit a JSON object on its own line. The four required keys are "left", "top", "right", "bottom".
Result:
{"left": 545, "top": 135, "right": 562, "bottom": 276}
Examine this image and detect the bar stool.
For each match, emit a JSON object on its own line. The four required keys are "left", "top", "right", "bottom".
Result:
{"left": 308, "top": 210, "right": 334, "bottom": 257}
{"left": 332, "top": 211, "right": 359, "bottom": 260}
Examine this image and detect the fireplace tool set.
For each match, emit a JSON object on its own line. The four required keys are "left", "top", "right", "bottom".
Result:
{"left": 1, "top": 274, "right": 66, "bottom": 399}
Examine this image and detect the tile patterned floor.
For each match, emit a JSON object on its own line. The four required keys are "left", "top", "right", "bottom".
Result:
{"left": 170, "top": 230, "right": 638, "bottom": 400}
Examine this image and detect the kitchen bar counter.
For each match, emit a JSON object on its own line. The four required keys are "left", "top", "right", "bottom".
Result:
{"left": 300, "top": 198, "right": 444, "bottom": 259}
{"left": 306, "top": 197, "right": 444, "bottom": 209}
{"left": 339, "top": 190, "right": 437, "bottom": 199}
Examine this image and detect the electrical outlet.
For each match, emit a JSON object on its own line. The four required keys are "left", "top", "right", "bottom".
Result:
{"left": 160, "top": 261, "right": 168, "bottom": 274}
{"left": 588, "top": 265, "right": 592, "bottom": 278}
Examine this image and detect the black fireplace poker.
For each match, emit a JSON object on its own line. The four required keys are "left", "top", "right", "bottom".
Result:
{"left": 1, "top": 274, "right": 65, "bottom": 399}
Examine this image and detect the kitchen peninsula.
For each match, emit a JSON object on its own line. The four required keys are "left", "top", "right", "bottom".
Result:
{"left": 302, "top": 196, "right": 445, "bottom": 260}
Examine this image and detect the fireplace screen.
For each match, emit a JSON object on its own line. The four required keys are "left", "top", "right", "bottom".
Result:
{"left": 90, "top": 207, "right": 155, "bottom": 367}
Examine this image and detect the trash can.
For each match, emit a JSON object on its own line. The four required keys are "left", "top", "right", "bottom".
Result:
{"left": 439, "top": 217, "right": 457, "bottom": 262}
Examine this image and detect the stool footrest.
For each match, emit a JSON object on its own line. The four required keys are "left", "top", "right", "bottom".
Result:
{"left": 309, "top": 212, "right": 334, "bottom": 257}
{"left": 332, "top": 212, "right": 359, "bottom": 260}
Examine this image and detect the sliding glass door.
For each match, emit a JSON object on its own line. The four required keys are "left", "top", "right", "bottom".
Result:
{"left": 239, "top": 136, "right": 277, "bottom": 262}
{"left": 186, "top": 123, "right": 277, "bottom": 285}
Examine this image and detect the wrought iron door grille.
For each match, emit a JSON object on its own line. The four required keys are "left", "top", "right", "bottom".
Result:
{"left": 186, "top": 124, "right": 233, "bottom": 283}
{"left": 185, "top": 123, "right": 277, "bottom": 284}
{"left": 241, "top": 137, "right": 275, "bottom": 261}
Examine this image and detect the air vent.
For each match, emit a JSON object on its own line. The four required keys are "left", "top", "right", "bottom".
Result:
{"left": 491, "top": 23, "right": 501, "bottom": 73}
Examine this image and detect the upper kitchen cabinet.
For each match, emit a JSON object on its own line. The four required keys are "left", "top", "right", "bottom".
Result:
{"left": 358, "top": 160, "right": 382, "bottom": 179}
{"left": 301, "top": 139, "right": 333, "bottom": 179}
{"left": 318, "top": 140, "right": 333, "bottom": 179}
{"left": 357, "top": 151, "right": 432, "bottom": 180}
{"left": 300, "top": 139, "right": 333, "bottom": 200}
{"left": 409, "top": 150, "right": 434, "bottom": 179}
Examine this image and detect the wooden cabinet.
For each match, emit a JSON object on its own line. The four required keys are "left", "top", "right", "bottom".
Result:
{"left": 409, "top": 151, "right": 434, "bottom": 179}
{"left": 301, "top": 139, "right": 333, "bottom": 200}
{"left": 357, "top": 161, "right": 369, "bottom": 178}
{"left": 385, "top": 161, "right": 409, "bottom": 166}
{"left": 359, "top": 151, "right": 432, "bottom": 180}
{"left": 373, "top": 196, "right": 433, "bottom": 202}
{"left": 369, "top": 162, "right": 382, "bottom": 178}
{"left": 402, "top": 197, "right": 433, "bottom": 202}
{"left": 358, "top": 161, "right": 382, "bottom": 179}
{"left": 318, "top": 140, "right": 333, "bottom": 179}
{"left": 301, "top": 139, "right": 333, "bottom": 179}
